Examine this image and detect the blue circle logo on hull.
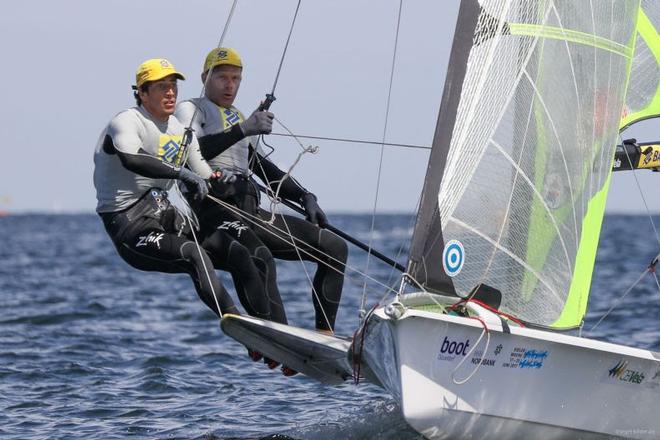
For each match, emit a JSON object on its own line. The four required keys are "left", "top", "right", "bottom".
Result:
{"left": 443, "top": 240, "right": 465, "bottom": 277}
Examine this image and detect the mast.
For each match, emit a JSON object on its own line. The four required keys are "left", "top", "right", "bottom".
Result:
{"left": 406, "top": 0, "right": 481, "bottom": 295}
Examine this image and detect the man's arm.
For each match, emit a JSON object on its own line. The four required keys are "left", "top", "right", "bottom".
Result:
{"left": 174, "top": 100, "right": 239, "bottom": 161}
{"left": 198, "top": 125, "right": 245, "bottom": 160}
{"left": 103, "top": 135, "right": 179, "bottom": 179}
{"left": 196, "top": 108, "right": 274, "bottom": 161}
{"left": 103, "top": 135, "right": 209, "bottom": 201}
{"left": 250, "top": 148, "right": 307, "bottom": 201}
{"left": 105, "top": 113, "right": 209, "bottom": 200}
{"left": 249, "top": 148, "right": 328, "bottom": 227}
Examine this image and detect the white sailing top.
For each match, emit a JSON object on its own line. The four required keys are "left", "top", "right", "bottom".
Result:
{"left": 175, "top": 97, "right": 261, "bottom": 174}
{"left": 93, "top": 106, "right": 212, "bottom": 213}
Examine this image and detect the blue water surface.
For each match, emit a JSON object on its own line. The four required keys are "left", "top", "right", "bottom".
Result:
{"left": 0, "top": 213, "right": 658, "bottom": 439}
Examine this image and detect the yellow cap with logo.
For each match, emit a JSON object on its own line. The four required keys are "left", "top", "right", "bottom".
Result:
{"left": 135, "top": 58, "right": 185, "bottom": 88}
{"left": 203, "top": 48, "right": 243, "bottom": 73}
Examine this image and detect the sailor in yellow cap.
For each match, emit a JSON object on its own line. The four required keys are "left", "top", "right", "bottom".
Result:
{"left": 176, "top": 48, "right": 348, "bottom": 374}
{"left": 93, "top": 58, "right": 276, "bottom": 324}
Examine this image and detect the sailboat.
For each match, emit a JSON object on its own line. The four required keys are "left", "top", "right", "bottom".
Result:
{"left": 221, "top": 1, "right": 660, "bottom": 438}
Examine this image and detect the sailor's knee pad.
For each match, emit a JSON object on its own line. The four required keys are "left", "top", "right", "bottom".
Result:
{"left": 253, "top": 245, "right": 275, "bottom": 268}
{"left": 227, "top": 241, "right": 253, "bottom": 267}
{"left": 180, "top": 241, "right": 207, "bottom": 267}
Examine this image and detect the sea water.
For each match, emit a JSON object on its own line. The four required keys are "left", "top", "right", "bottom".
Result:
{"left": 1, "top": 214, "right": 658, "bottom": 439}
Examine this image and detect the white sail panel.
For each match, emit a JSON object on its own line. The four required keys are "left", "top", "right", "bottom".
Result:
{"left": 435, "top": 1, "right": 639, "bottom": 326}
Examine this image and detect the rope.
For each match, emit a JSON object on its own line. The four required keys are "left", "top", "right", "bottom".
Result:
{"left": 360, "top": 0, "right": 405, "bottom": 321}
{"left": 244, "top": 110, "right": 334, "bottom": 331}
{"left": 352, "top": 304, "right": 378, "bottom": 385}
{"left": 448, "top": 298, "right": 525, "bottom": 327}
{"left": 266, "top": 0, "right": 302, "bottom": 99}
{"left": 171, "top": 183, "right": 224, "bottom": 319}
{"left": 385, "top": 194, "right": 423, "bottom": 298}
{"left": 267, "top": 132, "right": 430, "bottom": 150}
{"left": 205, "top": 194, "right": 404, "bottom": 298}
{"left": 450, "top": 316, "right": 490, "bottom": 385}
{"left": 621, "top": 140, "right": 660, "bottom": 246}
{"left": 589, "top": 264, "right": 654, "bottom": 332}
{"left": 262, "top": 118, "right": 319, "bottom": 223}
{"left": 184, "top": 202, "right": 224, "bottom": 318}
{"left": 270, "top": 199, "right": 335, "bottom": 334}
{"left": 265, "top": 144, "right": 319, "bottom": 222}
{"left": 181, "top": 0, "right": 239, "bottom": 139}
{"left": 166, "top": 1, "right": 239, "bottom": 321}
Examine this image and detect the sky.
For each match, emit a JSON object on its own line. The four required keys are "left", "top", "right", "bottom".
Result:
{"left": 1, "top": 0, "right": 658, "bottom": 214}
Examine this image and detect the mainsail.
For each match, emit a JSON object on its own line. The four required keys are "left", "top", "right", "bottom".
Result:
{"left": 408, "top": 0, "right": 640, "bottom": 328}
{"left": 622, "top": 0, "right": 660, "bottom": 130}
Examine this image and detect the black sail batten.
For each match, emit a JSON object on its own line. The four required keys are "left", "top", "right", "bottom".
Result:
{"left": 407, "top": 0, "right": 481, "bottom": 295}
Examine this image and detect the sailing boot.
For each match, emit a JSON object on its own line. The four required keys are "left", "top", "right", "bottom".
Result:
{"left": 281, "top": 365, "right": 298, "bottom": 377}
{"left": 247, "top": 347, "right": 263, "bottom": 362}
{"left": 265, "top": 357, "right": 280, "bottom": 369}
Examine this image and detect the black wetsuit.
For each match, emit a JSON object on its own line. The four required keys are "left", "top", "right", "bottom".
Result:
{"left": 93, "top": 107, "right": 274, "bottom": 320}
{"left": 195, "top": 128, "right": 348, "bottom": 332}
{"left": 99, "top": 188, "right": 240, "bottom": 317}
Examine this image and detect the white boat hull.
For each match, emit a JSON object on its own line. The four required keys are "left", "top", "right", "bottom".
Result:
{"left": 360, "top": 304, "right": 660, "bottom": 439}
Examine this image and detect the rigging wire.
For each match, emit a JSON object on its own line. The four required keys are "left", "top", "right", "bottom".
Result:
{"left": 266, "top": 132, "right": 430, "bottom": 150}
{"left": 238, "top": 0, "right": 346, "bottom": 331}
{"left": 584, "top": 140, "right": 660, "bottom": 329}
{"left": 259, "top": 0, "right": 302, "bottom": 110}
{"left": 261, "top": 117, "right": 319, "bottom": 223}
{"left": 181, "top": 0, "right": 239, "bottom": 143}
{"left": 249, "top": 0, "right": 305, "bottom": 176}
{"left": 171, "top": 0, "right": 240, "bottom": 319}
{"left": 359, "top": 0, "right": 405, "bottom": 322}
{"left": 205, "top": 194, "right": 404, "bottom": 298}
{"left": 382, "top": 194, "right": 422, "bottom": 298}
{"left": 589, "top": 264, "right": 653, "bottom": 332}
{"left": 274, "top": 206, "right": 335, "bottom": 333}
{"left": 620, "top": 139, "right": 660, "bottom": 246}
{"left": 178, "top": 193, "right": 226, "bottom": 319}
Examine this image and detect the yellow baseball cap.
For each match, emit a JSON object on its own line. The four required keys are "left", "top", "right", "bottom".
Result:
{"left": 203, "top": 47, "right": 242, "bottom": 73}
{"left": 135, "top": 58, "right": 185, "bottom": 88}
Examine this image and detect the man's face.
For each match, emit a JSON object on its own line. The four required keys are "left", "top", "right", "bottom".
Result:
{"left": 139, "top": 75, "right": 178, "bottom": 121}
{"left": 204, "top": 65, "right": 242, "bottom": 108}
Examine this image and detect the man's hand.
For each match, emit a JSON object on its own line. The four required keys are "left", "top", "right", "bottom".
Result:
{"left": 239, "top": 108, "right": 274, "bottom": 136}
{"left": 301, "top": 193, "right": 327, "bottom": 227}
{"left": 209, "top": 169, "right": 238, "bottom": 198}
{"left": 178, "top": 167, "right": 209, "bottom": 201}
{"left": 211, "top": 168, "right": 237, "bottom": 184}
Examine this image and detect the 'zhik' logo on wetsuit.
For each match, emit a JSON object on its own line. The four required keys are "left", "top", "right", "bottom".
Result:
{"left": 136, "top": 232, "right": 165, "bottom": 249}
{"left": 217, "top": 220, "right": 248, "bottom": 237}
